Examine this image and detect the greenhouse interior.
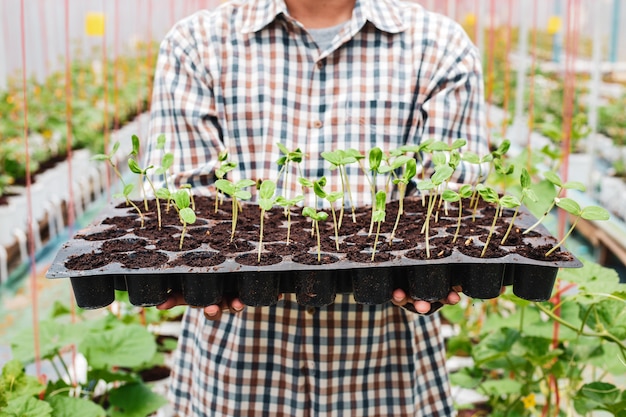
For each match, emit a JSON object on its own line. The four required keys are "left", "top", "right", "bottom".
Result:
{"left": 1, "top": 0, "right": 626, "bottom": 416}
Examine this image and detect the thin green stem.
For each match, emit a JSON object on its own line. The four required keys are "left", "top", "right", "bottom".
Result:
{"left": 371, "top": 220, "right": 382, "bottom": 262}
{"left": 258, "top": 209, "right": 265, "bottom": 262}
{"left": 481, "top": 205, "right": 501, "bottom": 257}
{"left": 501, "top": 205, "right": 520, "bottom": 244}
{"left": 545, "top": 218, "right": 578, "bottom": 257}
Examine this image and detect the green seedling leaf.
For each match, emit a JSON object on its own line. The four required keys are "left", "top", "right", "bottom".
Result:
{"left": 156, "top": 133, "right": 166, "bottom": 150}
{"left": 580, "top": 206, "right": 610, "bottom": 221}
{"left": 326, "top": 191, "right": 343, "bottom": 203}
{"left": 442, "top": 189, "right": 460, "bottom": 203}
{"left": 461, "top": 152, "right": 481, "bottom": 164}
{"left": 131, "top": 134, "right": 140, "bottom": 156}
{"left": 451, "top": 139, "right": 467, "bottom": 149}
{"left": 459, "top": 184, "right": 473, "bottom": 198}
{"left": 179, "top": 207, "right": 196, "bottom": 224}
{"left": 259, "top": 180, "right": 276, "bottom": 200}
{"left": 520, "top": 168, "right": 531, "bottom": 189}
{"left": 563, "top": 180, "right": 587, "bottom": 191}
{"left": 500, "top": 195, "right": 521, "bottom": 209}
{"left": 431, "top": 165, "right": 454, "bottom": 185}
{"left": 127, "top": 158, "right": 144, "bottom": 175}
{"left": 369, "top": 147, "right": 383, "bottom": 171}
{"left": 555, "top": 197, "right": 581, "bottom": 215}
{"left": 0, "top": 360, "right": 44, "bottom": 401}
{"left": 112, "top": 140, "right": 121, "bottom": 155}
{"left": 173, "top": 190, "right": 190, "bottom": 209}
{"left": 543, "top": 170, "right": 562, "bottom": 187}
{"left": 215, "top": 179, "right": 235, "bottom": 195}
{"left": 155, "top": 188, "right": 171, "bottom": 200}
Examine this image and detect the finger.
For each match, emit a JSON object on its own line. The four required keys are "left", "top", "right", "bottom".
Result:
{"left": 413, "top": 300, "right": 434, "bottom": 314}
{"left": 228, "top": 297, "right": 245, "bottom": 314}
{"left": 203, "top": 304, "right": 223, "bottom": 321}
{"left": 444, "top": 289, "right": 461, "bottom": 305}
{"left": 156, "top": 293, "right": 187, "bottom": 310}
{"left": 392, "top": 288, "right": 409, "bottom": 306}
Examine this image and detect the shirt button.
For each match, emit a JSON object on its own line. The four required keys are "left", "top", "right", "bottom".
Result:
{"left": 306, "top": 307, "right": 316, "bottom": 315}
{"left": 316, "top": 60, "right": 325, "bottom": 69}
{"left": 312, "top": 120, "right": 323, "bottom": 129}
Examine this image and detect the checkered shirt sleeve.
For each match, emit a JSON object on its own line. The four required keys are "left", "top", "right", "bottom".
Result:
{"left": 146, "top": 0, "right": 488, "bottom": 415}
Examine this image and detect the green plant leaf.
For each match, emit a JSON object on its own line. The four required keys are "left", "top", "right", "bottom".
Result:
{"left": 179, "top": 207, "right": 197, "bottom": 224}
{"left": 520, "top": 168, "right": 531, "bottom": 189}
{"left": 0, "top": 360, "right": 44, "bottom": 401}
{"left": 234, "top": 190, "right": 252, "bottom": 200}
{"left": 574, "top": 382, "right": 622, "bottom": 415}
{"left": 112, "top": 141, "right": 121, "bottom": 155}
{"left": 555, "top": 197, "right": 581, "bottom": 215}
{"left": 108, "top": 382, "right": 167, "bottom": 417}
{"left": 122, "top": 183, "right": 134, "bottom": 197}
{"left": 580, "top": 206, "right": 610, "bottom": 221}
{"left": 326, "top": 191, "right": 343, "bottom": 203}
{"left": 47, "top": 395, "right": 106, "bottom": 417}
{"left": 461, "top": 152, "right": 481, "bottom": 164}
{"left": 0, "top": 395, "right": 52, "bottom": 417}
{"left": 79, "top": 324, "right": 157, "bottom": 369}
{"left": 480, "top": 379, "right": 523, "bottom": 396}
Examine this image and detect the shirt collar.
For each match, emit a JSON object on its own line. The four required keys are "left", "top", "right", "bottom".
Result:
{"left": 240, "top": 0, "right": 406, "bottom": 34}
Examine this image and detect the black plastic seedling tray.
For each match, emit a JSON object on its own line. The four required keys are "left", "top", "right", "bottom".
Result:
{"left": 46, "top": 196, "right": 582, "bottom": 309}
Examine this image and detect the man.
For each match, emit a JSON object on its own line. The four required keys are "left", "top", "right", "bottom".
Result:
{"left": 146, "top": 0, "right": 488, "bottom": 415}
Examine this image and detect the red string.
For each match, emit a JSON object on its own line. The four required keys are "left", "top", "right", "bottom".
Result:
{"left": 63, "top": 0, "right": 78, "bottom": 387}
{"left": 20, "top": 0, "right": 42, "bottom": 380}
{"left": 501, "top": 0, "right": 513, "bottom": 138}
{"left": 146, "top": 0, "right": 154, "bottom": 110}
{"left": 526, "top": 0, "right": 538, "bottom": 170}
{"left": 102, "top": 0, "right": 111, "bottom": 196}
{"left": 38, "top": 0, "right": 49, "bottom": 77}
{"left": 114, "top": 0, "right": 120, "bottom": 131}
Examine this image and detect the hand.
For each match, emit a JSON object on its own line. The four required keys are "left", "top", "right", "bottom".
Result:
{"left": 391, "top": 286, "right": 462, "bottom": 315}
{"left": 157, "top": 293, "right": 246, "bottom": 321}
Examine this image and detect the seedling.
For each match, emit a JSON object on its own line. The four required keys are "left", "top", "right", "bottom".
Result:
{"left": 321, "top": 149, "right": 359, "bottom": 227}
{"left": 441, "top": 184, "right": 473, "bottom": 243}
{"left": 389, "top": 158, "right": 416, "bottom": 242}
{"left": 313, "top": 180, "right": 343, "bottom": 251}
{"left": 154, "top": 134, "right": 174, "bottom": 211}
{"left": 476, "top": 185, "right": 521, "bottom": 257}
{"left": 364, "top": 147, "right": 383, "bottom": 235}
{"left": 129, "top": 135, "right": 162, "bottom": 229}
{"left": 257, "top": 180, "right": 278, "bottom": 262}
{"left": 173, "top": 189, "right": 197, "bottom": 250}
{"left": 524, "top": 170, "right": 586, "bottom": 234}
{"left": 417, "top": 164, "right": 453, "bottom": 258}
{"left": 275, "top": 194, "right": 304, "bottom": 244}
{"left": 214, "top": 151, "right": 236, "bottom": 213}
{"left": 180, "top": 183, "right": 195, "bottom": 211}
{"left": 91, "top": 141, "right": 144, "bottom": 227}
{"left": 500, "top": 168, "right": 537, "bottom": 244}
{"left": 214, "top": 178, "right": 256, "bottom": 242}
{"left": 302, "top": 206, "right": 329, "bottom": 262}
{"left": 113, "top": 183, "right": 145, "bottom": 227}
{"left": 276, "top": 142, "right": 303, "bottom": 207}
{"left": 399, "top": 138, "right": 434, "bottom": 180}
{"left": 371, "top": 190, "right": 387, "bottom": 261}
{"left": 545, "top": 198, "right": 609, "bottom": 257}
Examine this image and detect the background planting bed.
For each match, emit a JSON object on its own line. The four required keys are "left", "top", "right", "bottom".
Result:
{"left": 46, "top": 196, "right": 582, "bottom": 309}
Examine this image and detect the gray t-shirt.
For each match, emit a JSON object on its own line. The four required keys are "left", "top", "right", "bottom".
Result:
{"left": 307, "top": 22, "right": 346, "bottom": 51}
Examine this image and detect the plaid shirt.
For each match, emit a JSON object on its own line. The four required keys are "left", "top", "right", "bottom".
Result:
{"left": 147, "top": 0, "right": 488, "bottom": 415}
